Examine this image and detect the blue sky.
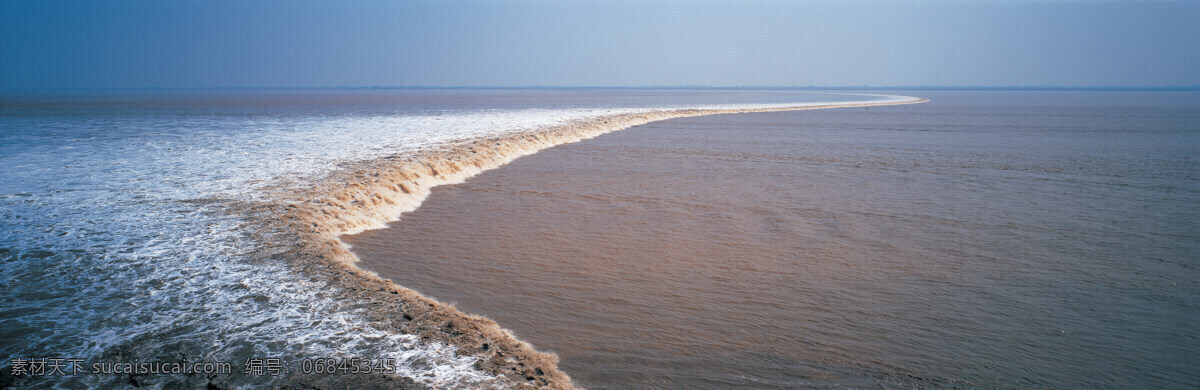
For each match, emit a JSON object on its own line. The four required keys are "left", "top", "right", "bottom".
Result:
{"left": 2, "top": 0, "right": 1197, "bottom": 88}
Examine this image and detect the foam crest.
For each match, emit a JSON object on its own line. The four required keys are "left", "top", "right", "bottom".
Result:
{"left": 261, "top": 96, "right": 929, "bottom": 387}
{"left": 0, "top": 91, "right": 923, "bottom": 388}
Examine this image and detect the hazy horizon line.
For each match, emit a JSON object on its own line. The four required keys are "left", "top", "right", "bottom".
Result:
{"left": 3, "top": 85, "right": 1199, "bottom": 92}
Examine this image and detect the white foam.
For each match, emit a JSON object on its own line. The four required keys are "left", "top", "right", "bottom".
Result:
{"left": 0, "top": 91, "right": 916, "bottom": 387}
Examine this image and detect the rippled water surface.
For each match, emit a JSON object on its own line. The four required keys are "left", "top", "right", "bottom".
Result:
{"left": 347, "top": 91, "right": 1200, "bottom": 389}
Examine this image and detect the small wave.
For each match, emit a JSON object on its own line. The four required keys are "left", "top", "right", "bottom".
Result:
{"left": 0, "top": 92, "right": 925, "bottom": 388}
{"left": 258, "top": 96, "right": 929, "bottom": 388}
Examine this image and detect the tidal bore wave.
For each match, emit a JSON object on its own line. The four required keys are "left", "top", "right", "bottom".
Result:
{"left": 250, "top": 97, "right": 928, "bottom": 388}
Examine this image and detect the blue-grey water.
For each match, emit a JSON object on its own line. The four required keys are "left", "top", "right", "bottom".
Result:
{"left": 345, "top": 90, "right": 1200, "bottom": 389}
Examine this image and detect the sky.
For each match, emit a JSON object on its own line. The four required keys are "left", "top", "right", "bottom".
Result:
{"left": 1, "top": 0, "right": 1197, "bottom": 89}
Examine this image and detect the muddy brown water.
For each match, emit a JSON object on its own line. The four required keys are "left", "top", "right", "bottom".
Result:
{"left": 345, "top": 91, "right": 1200, "bottom": 389}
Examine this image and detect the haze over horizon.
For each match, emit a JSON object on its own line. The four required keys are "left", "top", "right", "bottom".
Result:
{"left": 2, "top": 0, "right": 1198, "bottom": 89}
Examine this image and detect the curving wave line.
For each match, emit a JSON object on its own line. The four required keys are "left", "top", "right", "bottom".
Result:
{"left": 248, "top": 96, "right": 929, "bottom": 388}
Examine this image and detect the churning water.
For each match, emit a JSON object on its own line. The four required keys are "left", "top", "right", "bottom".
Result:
{"left": 1, "top": 89, "right": 912, "bottom": 388}
{"left": 346, "top": 91, "right": 1200, "bottom": 389}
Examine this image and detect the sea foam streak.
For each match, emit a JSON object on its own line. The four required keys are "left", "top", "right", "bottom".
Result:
{"left": 0, "top": 92, "right": 924, "bottom": 388}
{"left": 260, "top": 95, "right": 928, "bottom": 388}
